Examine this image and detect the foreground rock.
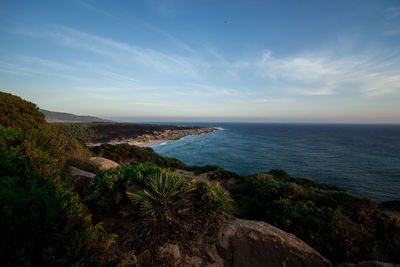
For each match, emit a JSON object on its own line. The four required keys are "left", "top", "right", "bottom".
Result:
{"left": 216, "top": 219, "right": 332, "bottom": 267}
{"left": 337, "top": 261, "right": 400, "bottom": 267}
{"left": 89, "top": 156, "right": 119, "bottom": 170}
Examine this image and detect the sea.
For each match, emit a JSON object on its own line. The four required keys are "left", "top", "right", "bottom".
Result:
{"left": 151, "top": 123, "right": 400, "bottom": 203}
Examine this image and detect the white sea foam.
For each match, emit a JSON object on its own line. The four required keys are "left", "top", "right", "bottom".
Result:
{"left": 151, "top": 141, "right": 168, "bottom": 147}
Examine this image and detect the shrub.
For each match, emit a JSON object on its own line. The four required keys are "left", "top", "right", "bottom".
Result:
{"left": 0, "top": 92, "right": 46, "bottom": 129}
{"left": 0, "top": 127, "right": 128, "bottom": 266}
{"left": 199, "top": 182, "right": 234, "bottom": 213}
{"left": 86, "top": 162, "right": 233, "bottom": 242}
{"left": 231, "top": 173, "right": 400, "bottom": 263}
{"left": 126, "top": 172, "right": 196, "bottom": 224}
{"left": 0, "top": 92, "right": 134, "bottom": 266}
{"left": 86, "top": 164, "right": 162, "bottom": 213}
{"left": 90, "top": 143, "right": 220, "bottom": 175}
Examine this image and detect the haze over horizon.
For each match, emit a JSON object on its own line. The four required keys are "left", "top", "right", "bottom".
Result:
{"left": 1, "top": 0, "right": 400, "bottom": 123}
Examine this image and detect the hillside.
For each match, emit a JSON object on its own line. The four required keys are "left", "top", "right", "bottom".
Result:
{"left": 39, "top": 108, "right": 110, "bottom": 123}
{"left": 1, "top": 91, "right": 400, "bottom": 266}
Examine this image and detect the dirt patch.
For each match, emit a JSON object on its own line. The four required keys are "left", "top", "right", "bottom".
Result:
{"left": 174, "top": 169, "right": 210, "bottom": 183}
{"left": 174, "top": 169, "right": 236, "bottom": 191}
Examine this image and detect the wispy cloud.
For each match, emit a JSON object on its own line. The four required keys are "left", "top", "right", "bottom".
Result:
{"left": 251, "top": 49, "right": 400, "bottom": 97}
{"left": 47, "top": 27, "right": 206, "bottom": 76}
{"left": 76, "top": 0, "right": 196, "bottom": 54}
{"left": 0, "top": 60, "right": 91, "bottom": 82}
{"left": 386, "top": 7, "right": 400, "bottom": 20}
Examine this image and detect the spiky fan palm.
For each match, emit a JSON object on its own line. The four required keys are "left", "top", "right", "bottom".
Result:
{"left": 126, "top": 172, "right": 195, "bottom": 221}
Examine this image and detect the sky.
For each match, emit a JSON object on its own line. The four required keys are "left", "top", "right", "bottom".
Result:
{"left": 1, "top": 0, "right": 400, "bottom": 123}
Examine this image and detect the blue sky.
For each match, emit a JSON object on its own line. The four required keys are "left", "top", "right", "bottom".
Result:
{"left": 1, "top": 0, "right": 400, "bottom": 122}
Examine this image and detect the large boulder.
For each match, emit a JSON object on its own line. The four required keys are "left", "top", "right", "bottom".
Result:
{"left": 89, "top": 157, "right": 119, "bottom": 171}
{"left": 216, "top": 219, "right": 332, "bottom": 267}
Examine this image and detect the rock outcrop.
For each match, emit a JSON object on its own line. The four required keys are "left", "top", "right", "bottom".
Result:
{"left": 216, "top": 219, "right": 332, "bottom": 267}
{"left": 89, "top": 156, "right": 119, "bottom": 170}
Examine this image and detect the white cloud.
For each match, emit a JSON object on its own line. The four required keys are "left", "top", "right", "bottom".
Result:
{"left": 254, "top": 49, "right": 400, "bottom": 97}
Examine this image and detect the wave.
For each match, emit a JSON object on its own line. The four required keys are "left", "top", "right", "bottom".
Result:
{"left": 151, "top": 141, "right": 168, "bottom": 147}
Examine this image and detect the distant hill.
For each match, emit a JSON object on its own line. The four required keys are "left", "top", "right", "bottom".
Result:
{"left": 39, "top": 109, "right": 111, "bottom": 123}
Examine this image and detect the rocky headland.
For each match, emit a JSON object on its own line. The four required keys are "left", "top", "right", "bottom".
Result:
{"left": 86, "top": 126, "right": 216, "bottom": 147}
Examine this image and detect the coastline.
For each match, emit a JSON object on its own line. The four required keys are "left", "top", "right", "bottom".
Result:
{"left": 86, "top": 127, "right": 217, "bottom": 147}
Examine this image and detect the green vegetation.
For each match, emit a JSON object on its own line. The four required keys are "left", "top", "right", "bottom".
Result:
{"left": 126, "top": 172, "right": 196, "bottom": 223}
{"left": 88, "top": 141, "right": 400, "bottom": 264}
{"left": 0, "top": 92, "right": 46, "bottom": 129}
{"left": 86, "top": 163, "right": 233, "bottom": 239}
{"left": 52, "top": 122, "right": 96, "bottom": 143}
{"left": 2, "top": 91, "right": 400, "bottom": 265}
{"left": 91, "top": 143, "right": 187, "bottom": 167}
{"left": 90, "top": 143, "right": 220, "bottom": 174}
{"left": 231, "top": 170, "right": 400, "bottom": 263}
{"left": 0, "top": 92, "right": 133, "bottom": 266}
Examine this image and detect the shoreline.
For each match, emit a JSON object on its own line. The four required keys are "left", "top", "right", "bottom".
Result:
{"left": 86, "top": 127, "right": 217, "bottom": 147}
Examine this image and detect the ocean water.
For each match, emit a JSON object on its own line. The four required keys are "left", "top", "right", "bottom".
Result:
{"left": 152, "top": 123, "right": 400, "bottom": 203}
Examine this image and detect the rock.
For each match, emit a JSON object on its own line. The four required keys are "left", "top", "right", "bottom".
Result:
{"left": 137, "top": 249, "right": 151, "bottom": 264}
{"left": 159, "top": 243, "right": 182, "bottom": 266}
{"left": 206, "top": 244, "right": 225, "bottom": 267}
{"left": 337, "top": 261, "right": 400, "bottom": 267}
{"left": 188, "top": 256, "right": 203, "bottom": 267}
{"left": 89, "top": 157, "right": 119, "bottom": 171}
{"left": 69, "top": 166, "right": 96, "bottom": 195}
{"left": 69, "top": 166, "right": 96, "bottom": 178}
{"left": 217, "top": 218, "right": 332, "bottom": 267}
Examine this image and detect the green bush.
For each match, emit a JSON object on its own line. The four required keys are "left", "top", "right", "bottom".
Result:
{"left": 90, "top": 143, "right": 220, "bottom": 175}
{"left": 0, "top": 92, "right": 133, "bottom": 266}
{"left": 0, "top": 92, "right": 46, "bottom": 129}
{"left": 126, "top": 172, "right": 196, "bottom": 223}
{"left": 197, "top": 182, "right": 234, "bottom": 213}
{"left": 87, "top": 163, "right": 233, "bottom": 240}
{"left": 231, "top": 172, "right": 400, "bottom": 263}
{"left": 86, "top": 164, "right": 162, "bottom": 213}
{"left": 0, "top": 127, "right": 127, "bottom": 266}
